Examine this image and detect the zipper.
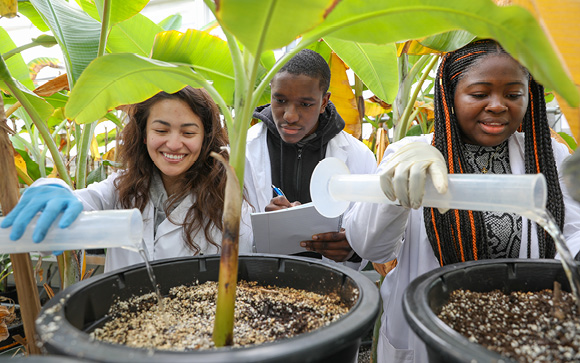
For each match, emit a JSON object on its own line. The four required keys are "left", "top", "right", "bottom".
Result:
{"left": 295, "top": 147, "right": 303, "bottom": 197}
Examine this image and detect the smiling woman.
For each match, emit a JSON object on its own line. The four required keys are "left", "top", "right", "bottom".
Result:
{"left": 144, "top": 98, "right": 205, "bottom": 195}
{"left": 0, "top": 86, "right": 255, "bottom": 273}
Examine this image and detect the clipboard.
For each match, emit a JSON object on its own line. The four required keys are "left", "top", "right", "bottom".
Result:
{"left": 250, "top": 202, "right": 343, "bottom": 255}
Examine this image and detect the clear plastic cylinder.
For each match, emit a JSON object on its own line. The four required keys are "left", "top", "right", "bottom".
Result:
{"left": 329, "top": 173, "right": 546, "bottom": 218}
{"left": 0, "top": 209, "right": 143, "bottom": 254}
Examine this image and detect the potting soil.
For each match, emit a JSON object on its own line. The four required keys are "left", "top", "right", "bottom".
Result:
{"left": 438, "top": 286, "right": 580, "bottom": 362}
{"left": 91, "top": 280, "right": 352, "bottom": 350}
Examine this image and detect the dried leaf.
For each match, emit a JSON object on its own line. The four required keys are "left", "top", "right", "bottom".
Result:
{"left": 43, "top": 283, "right": 55, "bottom": 299}
{"left": 33, "top": 73, "right": 69, "bottom": 97}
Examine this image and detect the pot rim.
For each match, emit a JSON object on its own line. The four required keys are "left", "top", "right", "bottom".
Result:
{"left": 36, "top": 253, "right": 380, "bottom": 362}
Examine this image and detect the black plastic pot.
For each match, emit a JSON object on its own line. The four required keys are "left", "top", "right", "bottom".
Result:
{"left": 403, "top": 259, "right": 572, "bottom": 363}
{"left": 36, "top": 254, "right": 379, "bottom": 363}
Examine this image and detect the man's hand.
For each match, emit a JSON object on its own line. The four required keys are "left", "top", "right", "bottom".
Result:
{"left": 300, "top": 229, "right": 353, "bottom": 262}
{"left": 265, "top": 196, "right": 301, "bottom": 211}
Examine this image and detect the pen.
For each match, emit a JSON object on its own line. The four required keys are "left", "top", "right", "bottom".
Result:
{"left": 271, "top": 184, "right": 286, "bottom": 198}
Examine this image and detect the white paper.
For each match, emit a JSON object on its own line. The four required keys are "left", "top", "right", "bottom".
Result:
{"left": 251, "top": 202, "right": 343, "bottom": 255}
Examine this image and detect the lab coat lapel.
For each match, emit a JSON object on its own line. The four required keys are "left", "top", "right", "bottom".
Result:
{"left": 154, "top": 195, "right": 194, "bottom": 241}
{"left": 326, "top": 132, "right": 349, "bottom": 163}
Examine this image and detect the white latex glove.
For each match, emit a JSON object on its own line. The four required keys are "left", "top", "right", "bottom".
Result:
{"left": 380, "top": 142, "right": 448, "bottom": 210}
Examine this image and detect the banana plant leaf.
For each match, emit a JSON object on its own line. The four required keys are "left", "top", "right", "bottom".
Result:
{"left": 30, "top": 0, "right": 101, "bottom": 86}
{"left": 0, "top": 27, "right": 34, "bottom": 89}
{"left": 75, "top": 0, "right": 149, "bottom": 27}
{"left": 418, "top": 30, "right": 475, "bottom": 52}
{"left": 65, "top": 53, "right": 207, "bottom": 124}
{"left": 215, "top": 0, "right": 336, "bottom": 54}
{"left": 0, "top": 78, "right": 53, "bottom": 123}
{"left": 107, "top": 13, "right": 163, "bottom": 55}
{"left": 16, "top": 2, "right": 48, "bottom": 31}
{"left": 325, "top": 38, "right": 398, "bottom": 104}
{"left": 158, "top": 14, "right": 182, "bottom": 31}
{"left": 304, "top": 0, "right": 578, "bottom": 106}
{"left": 151, "top": 29, "right": 235, "bottom": 105}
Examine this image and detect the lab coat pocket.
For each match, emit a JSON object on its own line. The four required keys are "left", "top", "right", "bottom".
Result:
{"left": 378, "top": 328, "right": 415, "bottom": 363}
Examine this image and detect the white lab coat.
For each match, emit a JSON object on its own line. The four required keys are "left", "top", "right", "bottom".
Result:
{"left": 344, "top": 132, "right": 580, "bottom": 363}
{"left": 244, "top": 122, "right": 377, "bottom": 269}
{"left": 34, "top": 174, "right": 254, "bottom": 273}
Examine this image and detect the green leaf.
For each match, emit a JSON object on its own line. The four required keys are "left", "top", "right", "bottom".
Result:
{"left": 0, "top": 26, "right": 34, "bottom": 89}
{"left": 77, "top": 0, "right": 149, "bottom": 26}
{"left": 87, "top": 163, "right": 107, "bottom": 185}
{"left": 103, "top": 112, "right": 124, "bottom": 128}
{"left": 158, "top": 14, "right": 182, "bottom": 31}
{"left": 31, "top": 0, "right": 101, "bottom": 86}
{"left": 98, "top": 0, "right": 149, "bottom": 27}
{"left": 18, "top": 2, "right": 49, "bottom": 31}
{"left": 95, "top": 128, "right": 117, "bottom": 146}
{"left": 325, "top": 38, "right": 398, "bottom": 103}
{"left": 0, "top": 78, "right": 53, "bottom": 122}
{"left": 305, "top": 0, "right": 579, "bottom": 107}
{"left": 47, "top": 107, "right": 66, "bottom": 128}
{"left": 15, "top": 148, "right": 42, "bottom": 181}
{"left": 107, "top": 13, "right": 163, "bottom": 56}
{"left": 307, "top": 40, "right": 333, "bottom": 63}
{"left": 259, "top": 50, "right": 276, "bottom": 72}
{"left": 418, "top": 30, "right": 475, "bottom": 52}
{"left": 43, "top": 91, "right": 69, "bottom": 109}
{"left": 406, "top": 124, "right": 423, "bottom": 137}
{"left": 216, "top": 0, "right": 337, "bottom": 54}
{"left": 74, "top": 0, "right": 100, "bottom": 21}
{"left": 558, "top": 132, "right": 577, "bottom": 151}
{"left": 64, "top": 53, "right": 206, "bottom": 124}
{"left": 151, "top": 29, "right": 235, "bottom": 105}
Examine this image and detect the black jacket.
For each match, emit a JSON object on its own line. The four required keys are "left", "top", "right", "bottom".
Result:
{"left": 253, "top": 101, "right": 345, "bottom": 203}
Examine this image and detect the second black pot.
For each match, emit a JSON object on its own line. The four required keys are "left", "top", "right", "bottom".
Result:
{"left": 403, "top": 259, "right": 573, "bottom": 363}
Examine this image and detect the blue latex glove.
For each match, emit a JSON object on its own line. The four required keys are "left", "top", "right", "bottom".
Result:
{"left": 0, "top": 184, "right": 83, "bottom": 243}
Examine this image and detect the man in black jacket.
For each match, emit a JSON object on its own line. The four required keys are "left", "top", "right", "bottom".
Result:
{"left": 245, "top": 49, "right": 377, "bottom": 266}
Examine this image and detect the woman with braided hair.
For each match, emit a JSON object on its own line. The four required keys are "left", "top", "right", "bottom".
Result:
{"left": 344, "top": 39, "right": 580, "bottom": 363}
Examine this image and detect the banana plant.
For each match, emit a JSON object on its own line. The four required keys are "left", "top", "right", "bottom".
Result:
{"left": 61, "top": 0, "right": 579, "bottom": 347}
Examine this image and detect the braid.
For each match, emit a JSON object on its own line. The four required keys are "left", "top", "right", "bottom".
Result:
{"left": 522, "top": 78, "right": 564, "bottom": 257}
{"left": 423, "top": 39, "right": 564, "bottom": 265}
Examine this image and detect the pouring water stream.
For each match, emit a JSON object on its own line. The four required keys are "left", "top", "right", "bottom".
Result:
{"left": 311, "top": 157, "right": 580, "bottom": 305}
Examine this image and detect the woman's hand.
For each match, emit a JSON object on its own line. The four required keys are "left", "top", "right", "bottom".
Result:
{"left": 380, "top": 142, "right": 448, "bottom": 209}
{"left": 1, "top": 184, "right": 83, "bottom": 243}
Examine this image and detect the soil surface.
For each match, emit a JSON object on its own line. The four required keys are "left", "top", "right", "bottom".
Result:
{"left": 438, "top": 286, "right": 580, "bottom": 362}
{"left": 92, "top": 280, "right": 353, "bottom": 351}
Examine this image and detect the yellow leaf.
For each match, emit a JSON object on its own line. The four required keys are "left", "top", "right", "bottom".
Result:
{"left": 507, "top": 0, "right": 580, "bottom": 141}
{"left": 0, "top": 0, "right": 17, "bottom": 18}
{"left": 14, "top": 153, "right": 26, "bottom": 174}
{"left": 102, "top": 147, "right": 116, "bottom": 161}
{"left": 396, "top": 40, "right": 439, "bottom": 57}
{"left": 47, "top": 167, "right": 58, "bottom": 178}
{"left": 364, "top": 99, "right": 391, "bottom": 117}
{"left": 328, "top": 52, "right": 360, "bottom": 138}
{"left": 90, "top": 136, "right": 101, "bottom": 160}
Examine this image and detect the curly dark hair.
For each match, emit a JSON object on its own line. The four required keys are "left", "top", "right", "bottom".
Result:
{"left": 115, "top": 86, "right": 229, "bottom": 254}
{"left": 276, "top": 49, "right": 331, "bottom": 93}
{"left": 425, "top": 39, "right": 564, "bottom": 265}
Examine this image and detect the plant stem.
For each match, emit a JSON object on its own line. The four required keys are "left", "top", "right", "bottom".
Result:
{"left": 0, "top": 89, "right": 42, "bottom": 355}
{"left": 394, "top": 55, "right": 438, "bottom": 141}
{"left": 0, "top": 57, "right": 71, "bottom": 186}
{"left": 211, "top": 152, "right": 241, "bottom": 347}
